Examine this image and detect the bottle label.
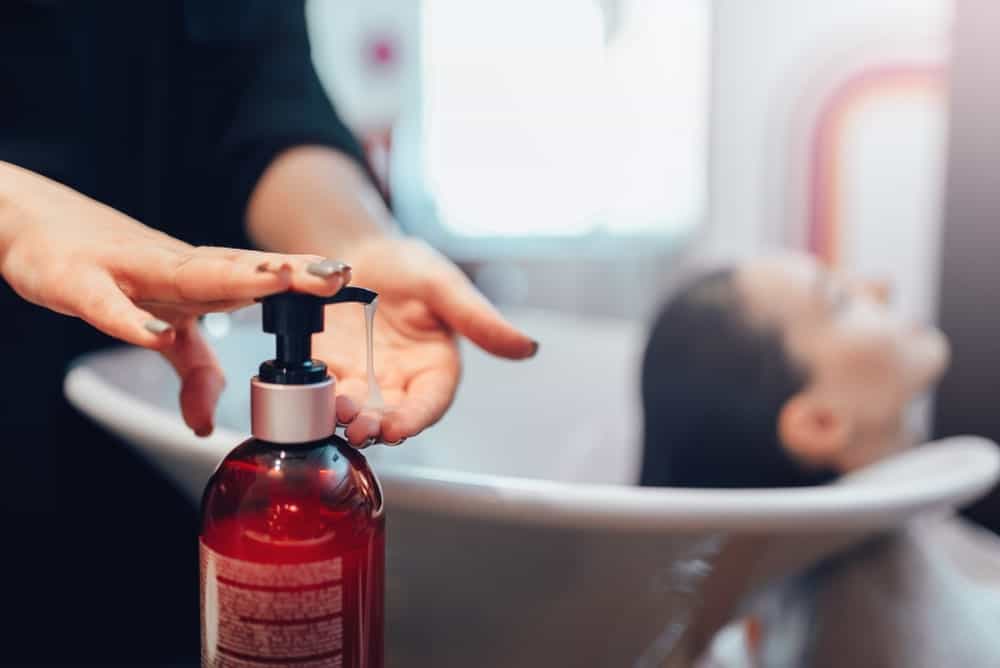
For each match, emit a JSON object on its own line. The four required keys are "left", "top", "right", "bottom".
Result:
{"left": 200, "top": 540, "right": 344, "bottom": 667}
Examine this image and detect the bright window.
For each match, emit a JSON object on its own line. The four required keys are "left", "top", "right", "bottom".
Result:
{"left": 399, "top": 0, "right": 709, "bottom": 250}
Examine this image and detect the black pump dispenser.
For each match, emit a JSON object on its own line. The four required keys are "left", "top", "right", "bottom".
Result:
{"left": 202, "top": 287, "right": 385, "bottom": 668}
{"left": 258, "top": 286, "right": 378, "bottom": 385}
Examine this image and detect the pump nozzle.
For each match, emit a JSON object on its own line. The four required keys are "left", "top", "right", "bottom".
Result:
{"left": 325, "top": 286, "right": 377, "bottom": 305}
{"left": 258, "top": 286, "right": 379, "bottom": 385}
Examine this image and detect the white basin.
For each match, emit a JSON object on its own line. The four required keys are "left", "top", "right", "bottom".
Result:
{"left": 64, "top": 306, "right": 1000, "bottom": 667}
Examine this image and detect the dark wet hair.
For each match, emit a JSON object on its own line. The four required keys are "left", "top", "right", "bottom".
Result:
{"left": 639, "top": 268, "right": 838, "bottom": 488}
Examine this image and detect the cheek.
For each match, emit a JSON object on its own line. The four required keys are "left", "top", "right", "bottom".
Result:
{"left": 896, "top": 326, "right": 950, "bottom": 391}
{"left": 813, "top": 335, "right": 910, "bottom": 415}
{"left": 837, "top": 303, "right": 946, "bottom": 393}
{"left": 840, "top": 326, "right": 943, "bottom": 404}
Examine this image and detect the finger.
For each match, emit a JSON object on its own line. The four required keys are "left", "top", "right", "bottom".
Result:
{"left": 335, "top": 394, "right": 360, "bottom": 425}
{"left": 127, "top": 247, "right": 350, "bottom": 305}
{"left": 335, "top": 377, "right": 369, "bottom": 412}
{"left": 335, "top": 378, "right": 380, "bottom": 445}
{"left": 379, "top": 368, "right": 457, "bottom": 443}
{"left": 158, "top": 321, "right": 226, "bottom": 436}
{"left": 429, "top": 274, "right": 538, "bottom": 360}
{"left": 172, "top": 250, "right": 351, "bottom": 303}
{"left": 73, "top": 271, "right": 178, "bottom": 349}
{"left": 296, "top": 258, "right": 353, "bottom": 294}
{"left": 232, "top": 251, "right": 353, "bottom": 297}
{"left": 114, "top": 246, "right": 289, "bottom": 305}
{"left": 178, "top": 365, "right": 226, "bottom": 437}
{"left": 345, "top": 411, "right": 380, "bottom": 447}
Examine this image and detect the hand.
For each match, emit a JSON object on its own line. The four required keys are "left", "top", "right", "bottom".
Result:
{"left": 0, "top": 162, "right": 351, "bottom": 436}
{"left": 313, "top": 235, "right": 538, "bottom": 446}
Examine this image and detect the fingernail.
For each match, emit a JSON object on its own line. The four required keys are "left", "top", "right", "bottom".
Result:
{"left": 195, "top": 425, "right": 213, "bottom": 438}
{"left": 307, "top": 259, "right": 350, "bottom": 278}
{"left": 360, "top": 436, "right": 377, "bottom": 448}
{"left": 144, "top": 318, "right": 173, "bottom": 335}
{"left": 529, "top": 340, "right": 540, "bottom": 357}
{"left": 384, "top": 437, "right": 406, "bottom": 447}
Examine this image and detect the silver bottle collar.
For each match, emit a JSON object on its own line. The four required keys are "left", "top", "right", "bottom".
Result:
{"left": 250, "top": 377, "right": 335, "bottom": 443}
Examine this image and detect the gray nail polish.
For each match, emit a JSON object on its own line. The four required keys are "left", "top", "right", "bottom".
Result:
{"left": 144, "top": 318, "right": 173, "bottom": 335}
{"left": 307, "top": 259, "right": 350, "bottom": 278}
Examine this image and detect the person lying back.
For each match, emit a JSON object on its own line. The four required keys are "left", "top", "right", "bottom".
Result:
{"left": 640, "top": 252, "right": 948, "bottom": 488}
{"left": 640, "top": 253, "right": 1000, "bottom": 667}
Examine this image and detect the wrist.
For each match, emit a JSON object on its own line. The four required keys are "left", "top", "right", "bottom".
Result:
{"left": 0, "top": 162, "right": 33, "bottom": 270}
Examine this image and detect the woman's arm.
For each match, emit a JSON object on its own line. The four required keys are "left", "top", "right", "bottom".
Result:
{"left": 195, "top": 2, "right": 536, "bottom": 444}
{"left": 246, "top": 146, "right": 537, "bottom": 446}
{"left": 0, "top": 160, "right": 351, "bottom": 436}
{"left": 246, "top": 146, "right": 395, "bottom": 254}
{"left": 248, "top": 145, "right": 535, "bottom": 361}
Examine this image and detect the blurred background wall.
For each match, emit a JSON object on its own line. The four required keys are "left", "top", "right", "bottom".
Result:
{"left": 710, "top": 0, "right": 950, "bottom": 325}
{"left": 303, "top": 0, "right": 953, "bottom": 324}
{"left": 934, "top": 0, "right": 1000, "bottom": 532}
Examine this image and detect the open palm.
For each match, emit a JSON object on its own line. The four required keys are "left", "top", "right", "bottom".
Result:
{"left": 314, "top": 237, "right": 537, "bottom": 446}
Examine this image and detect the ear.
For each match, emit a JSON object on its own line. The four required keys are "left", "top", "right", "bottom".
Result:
{"left": 777, "top": 393, "right": 851, "bottom": 466}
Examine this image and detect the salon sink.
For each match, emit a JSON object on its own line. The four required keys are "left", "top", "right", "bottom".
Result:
{"left": 65, "top": 306, "right": 1000, "bottom": 667}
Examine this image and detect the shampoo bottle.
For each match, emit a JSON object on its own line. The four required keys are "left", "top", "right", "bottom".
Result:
{"left": 200, "top": 287, "right": 384, "bottom": 668}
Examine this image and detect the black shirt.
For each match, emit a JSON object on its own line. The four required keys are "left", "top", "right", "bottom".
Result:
{"left": 2, "top": 0, "right": 367, "bottom": 244}
{"left": 0, "top": 2, "right": 368, "bottom": 662}
{"left": 1, "top": 0, "right": 369, "bottom": 468}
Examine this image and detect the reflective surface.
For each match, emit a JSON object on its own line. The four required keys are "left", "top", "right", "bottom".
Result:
{"left": 201, "top": 436, "right": 384, "bottom": 667}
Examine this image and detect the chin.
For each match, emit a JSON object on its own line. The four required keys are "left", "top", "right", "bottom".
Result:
{"left": 909, "top": 327, "right": 951, "bottom": 390}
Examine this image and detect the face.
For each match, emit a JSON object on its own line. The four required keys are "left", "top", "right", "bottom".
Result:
{"left": 736, "top": 253, "right": 950, "bottom": 471}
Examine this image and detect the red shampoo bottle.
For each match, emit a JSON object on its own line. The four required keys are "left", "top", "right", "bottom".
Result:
{"left": 200, "top": 288, "right": 384, "bottom": 668}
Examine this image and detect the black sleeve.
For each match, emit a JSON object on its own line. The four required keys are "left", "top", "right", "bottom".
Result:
{"left": 182, "top": 0, "right": 376, "bottom": 247}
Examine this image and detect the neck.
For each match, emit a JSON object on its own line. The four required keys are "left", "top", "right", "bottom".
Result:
{"left": 835, "top": 416, "right": 914, "bottom": 473}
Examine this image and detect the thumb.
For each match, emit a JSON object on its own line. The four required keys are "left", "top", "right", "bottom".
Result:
{"left": 429, "top": 273, "right": 538, "bottom": 360}
{"left": 158, "top": 320, "right": 226, "bottom": 437}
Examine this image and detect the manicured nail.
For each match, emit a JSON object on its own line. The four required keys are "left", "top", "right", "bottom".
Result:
{"left": 307, "top": 259, "right": 351, "bottom": 278}
{"left": 529, "top": 340, "right": 540, "bottom": 357}
{"left": 144, "top": 318, "right": 173, "bottom": 335}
